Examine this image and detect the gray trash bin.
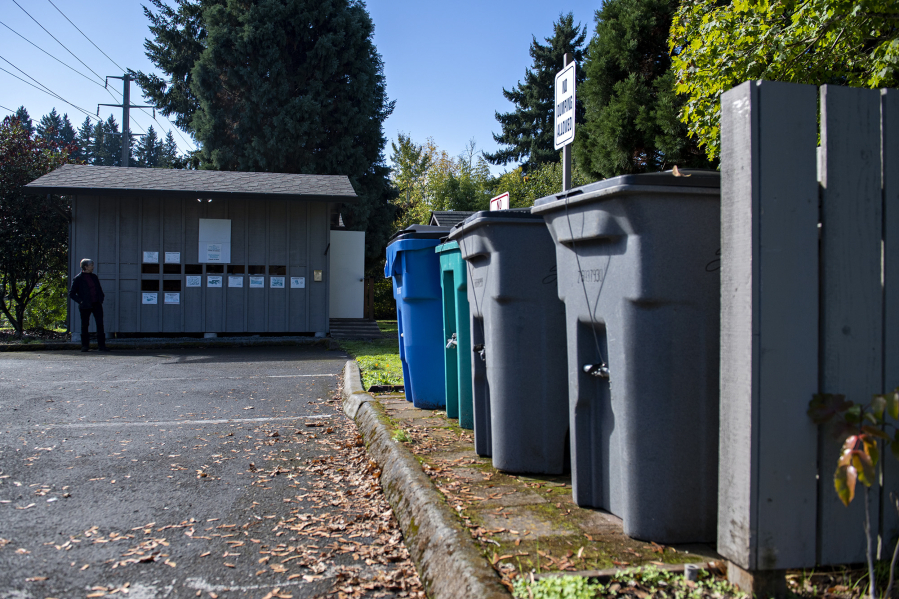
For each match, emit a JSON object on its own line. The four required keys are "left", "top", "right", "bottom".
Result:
{"left": 448, "top": 210, "right": 569, "bottom": 474}
{"left": 532, "top": 170, "right": 720, "bottom": 543}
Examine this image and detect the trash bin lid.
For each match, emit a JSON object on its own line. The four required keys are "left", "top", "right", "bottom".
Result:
{"left": 531, "top": 169, "right": 720, "bottom": 214}
{"left": 447, "top": 209, "right": 545, "bottom": 241}
{"left": 385, "top": 225, "right": 452, "bottom": 279}
{"left": 388, "top": 224, "right": 452, "bottom": 243}
{"left": 435, "top": 240, "right": 460, "bottom": 253}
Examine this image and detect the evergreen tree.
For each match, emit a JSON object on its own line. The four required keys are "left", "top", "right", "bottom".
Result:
{"left": 574, "top": 0, "right": 712, "bottom": 179}
{"left": 74, "top": 117, "right": 94, "bottom": 164}
{"left": 36, "top": 110, "right": 76, "bottom": 147}
{"left": 159, "top": 130, "right": 180, "bottom": 168}
{"left": 36, "top": 109, "right": 63, "bottom": 141}
{"left": 483, "top": 14, "right": 586, "bottom": 172}
{"left": 136, "top": 126, "right": 161, "bottom": 167}
{"left": 136, "top": 0, "right": 398, "bottom": 267}
{"left": 93, "top": 115, "right": 130, "bottom": 167}
{"left": 12, "top": 106, "right": 33, "bottom": 136}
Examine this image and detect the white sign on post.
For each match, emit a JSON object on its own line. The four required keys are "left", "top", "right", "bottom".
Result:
{"left": 554, "top": 61, "right": 576, "bottom": 150}
{"left": 489, "top": 192, "right": 510, "bottom": 211}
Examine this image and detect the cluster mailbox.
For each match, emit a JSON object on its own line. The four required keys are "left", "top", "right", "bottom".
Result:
{"left": 25, "top": 165, "right": 358, "bottom": 338}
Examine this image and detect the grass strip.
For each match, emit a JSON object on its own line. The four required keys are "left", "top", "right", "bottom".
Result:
{"left": 339, "top": 320, "right": 404, "bottom": 390}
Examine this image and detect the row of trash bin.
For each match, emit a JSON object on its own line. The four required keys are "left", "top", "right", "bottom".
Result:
{"left": 384, "top": 170, "right": 722, "bottom": 545}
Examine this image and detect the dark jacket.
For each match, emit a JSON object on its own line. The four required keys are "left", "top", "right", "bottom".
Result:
{"left": 69, "top": 272, "right": 105, "bottom": 309}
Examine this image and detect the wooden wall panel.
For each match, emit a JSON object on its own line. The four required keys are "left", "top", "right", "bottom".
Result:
{"left": 308, "top": 203, "right": 329, "bottom": 333}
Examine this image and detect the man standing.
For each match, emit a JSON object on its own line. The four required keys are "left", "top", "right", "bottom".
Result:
{"left": 69, "top": 259, "right": 109, "bottom": 352}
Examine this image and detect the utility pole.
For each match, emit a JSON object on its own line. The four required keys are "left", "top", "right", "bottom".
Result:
{"left": 98, "top": 74, "right": 155, "bottom": 167}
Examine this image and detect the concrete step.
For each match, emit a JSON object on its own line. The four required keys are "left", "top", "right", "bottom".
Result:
{"left": 329, "top": 318, "right": 383, "bottom": 340}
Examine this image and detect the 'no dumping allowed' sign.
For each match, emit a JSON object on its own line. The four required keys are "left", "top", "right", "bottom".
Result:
{"left": 554, "top": 61, "right": 576, "bottom": 150}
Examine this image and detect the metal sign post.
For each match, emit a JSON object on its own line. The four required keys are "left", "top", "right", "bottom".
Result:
{"left": 555, "top": 53, "right": 576, "bottom": 192}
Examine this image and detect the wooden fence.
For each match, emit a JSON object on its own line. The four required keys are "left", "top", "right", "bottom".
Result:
{"left": 719, "top": 81, "right": 898, "bottom": 570}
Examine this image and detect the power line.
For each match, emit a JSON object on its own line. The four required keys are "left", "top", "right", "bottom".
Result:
{"left": 45, "top": 0, "right": 125, "bottom": 73}
{"left": 0, "top": 19, "right": 105, "bottom": 89}
{"left": 1, "top": 104, "right": 15, "bottom": 114}
{"left": 10, "top": 0, "right": 194, "bottom": 155}
{"left": 9, "top": 0, "right": 105, "bottom": 84}
{"left": 0, "top": 64, "right": 99, "bottom": 122}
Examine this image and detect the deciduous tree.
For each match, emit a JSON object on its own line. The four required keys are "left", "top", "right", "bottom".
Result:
{"left": 669, "top": 0, "right": 899, "bottom": 159}
{"left": 0, "top": 117, "right": 72, "bottom": 337}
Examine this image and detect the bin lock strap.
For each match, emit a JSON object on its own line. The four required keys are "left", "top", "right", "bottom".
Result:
{"left": 583, "top": 363, "right": 610, "bottom": 380}
{"left": 473, "top": 343, "right": 486, "bottom": 362}
{"left": 446, "top": 333, "right": 458, "bottom": 349}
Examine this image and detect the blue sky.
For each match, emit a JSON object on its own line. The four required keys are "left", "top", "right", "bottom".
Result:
{"left": 0, "top": 0, "right": 601, "bottom": 174}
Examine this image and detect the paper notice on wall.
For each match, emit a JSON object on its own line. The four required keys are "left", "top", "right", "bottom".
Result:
{"left": 228, "top": 276, "right": 243, "bottom": 288}
{"left": 143, "top": 251, "right": 159, "bottom": 263}
{"left": 142, "top": 293, "right": 158, "bottom": 304}
{"left": 186, "top": 276, "right": 201, "bottom": 287}
{"left": 198, "top": 219, "right": 231, "bottom": 263}
{"left": 164, "top": 252, "right": 180, "bottom": 264}
{"left": 250, "top": 276, "right": 264, "bottom": 288}
{"left": 205, "top": 243, "right": 223, "bottom": 262}
{"left": 270, "top": 276, "right": 285, "bottom": 289}
{"left": 207, "top": 276, "right": 223, "bottom": 288}
{"left": 290, "top": 277, "right": 305, "bottom": 288}
{"left": 164, "top": 293, "right": 180, "bottom": 304}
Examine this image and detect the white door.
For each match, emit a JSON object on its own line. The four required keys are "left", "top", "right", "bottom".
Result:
{"left": 329, "top": 230, "right": 366, "bottom": 318}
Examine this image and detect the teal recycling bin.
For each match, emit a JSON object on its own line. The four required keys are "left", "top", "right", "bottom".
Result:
{"left": 385, "top": 225, "right": 450, "bottom": 409}
{"left": 436, "top": 241, "right": 473, "bottom": 429}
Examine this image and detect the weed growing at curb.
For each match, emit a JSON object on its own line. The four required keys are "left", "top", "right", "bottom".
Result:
{"left": 512, "top": 565, "right": 747, "bottom": 599}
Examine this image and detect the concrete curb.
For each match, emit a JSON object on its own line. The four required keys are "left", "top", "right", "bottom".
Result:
{"left": 341, "top": 360, "right": 510, "bottom": 599}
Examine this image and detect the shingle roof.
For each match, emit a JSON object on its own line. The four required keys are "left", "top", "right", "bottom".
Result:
{"left": 429, "top": 211, "right": 476, "bottom": 228}
{"left": 25, "top": 164, "right": 358, "bottom": 202}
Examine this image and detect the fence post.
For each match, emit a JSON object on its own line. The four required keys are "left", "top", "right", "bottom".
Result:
{"left": 817, "top": 85, "right": 884, "bottom": 565}
{"left": 718, "top": 80, "right": 819, "bottom": 589}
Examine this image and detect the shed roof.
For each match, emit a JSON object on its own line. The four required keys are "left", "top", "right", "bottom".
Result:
{"left": 25, "top": 164, "right": 358, "bottom": 202}
{"left": 428, "top": 211, "right": 476, "bottom": 228}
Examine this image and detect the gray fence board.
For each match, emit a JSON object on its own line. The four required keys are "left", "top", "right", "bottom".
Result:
{"left": 881, "top": 89, "right": 899, "bottom": 545}
{"left": 718, "top": 80, "right": 820, "bottom": 570}
{"left": 818, "top": 85, "right": 884, "bottom": 565}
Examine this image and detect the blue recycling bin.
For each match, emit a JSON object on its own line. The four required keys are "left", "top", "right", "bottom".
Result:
{"left": 385, "top": 225, "right": 450, "bottom": 409}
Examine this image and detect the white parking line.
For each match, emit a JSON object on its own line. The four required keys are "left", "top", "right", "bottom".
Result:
{"left": 0, "top": 373, "right": 338, "bottom": 384}
{"left": 29, "top": 414, "right": 335, "bottom": 430}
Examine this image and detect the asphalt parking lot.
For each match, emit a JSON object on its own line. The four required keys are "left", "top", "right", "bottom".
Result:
{"left": 0, "top": 346, "right": 423, "bottom": 599}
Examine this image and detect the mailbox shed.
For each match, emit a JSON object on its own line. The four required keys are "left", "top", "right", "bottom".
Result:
{"left": 25, "top": 164, "right": 358, "bottom": 339}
